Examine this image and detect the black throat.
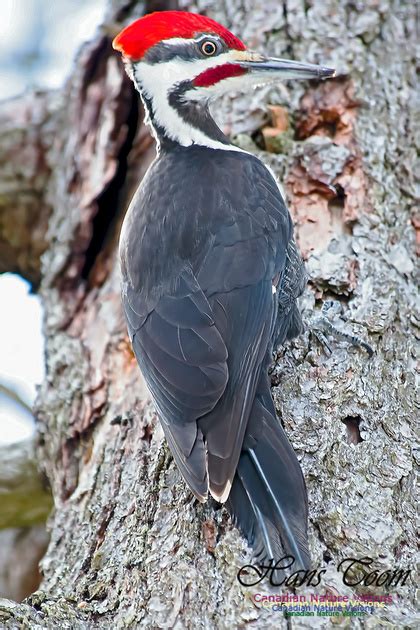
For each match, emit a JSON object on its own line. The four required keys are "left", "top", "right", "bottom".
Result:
{"left": 135, "top": 75, "right": 232, "bottom": 151}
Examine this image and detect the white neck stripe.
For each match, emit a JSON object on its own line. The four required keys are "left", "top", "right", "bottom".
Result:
{"left": 132, "top": 54, "right": 249, "bottom": 153}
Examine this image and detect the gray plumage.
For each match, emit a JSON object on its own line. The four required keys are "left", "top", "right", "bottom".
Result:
{"left": 120, "top": 143, "right": 309, "bottom": 568}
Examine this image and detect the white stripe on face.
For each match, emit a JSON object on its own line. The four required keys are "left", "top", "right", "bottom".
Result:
{"left": 131, "top": 45, "right": 249, "bottom": 151}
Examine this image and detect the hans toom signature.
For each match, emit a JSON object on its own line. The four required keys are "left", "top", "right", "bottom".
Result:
{"left": 237, "top": 556, "right": 412, "bottom": 589}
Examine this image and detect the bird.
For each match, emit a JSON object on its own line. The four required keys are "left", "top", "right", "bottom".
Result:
{"left": 113, "top": 10, "right": 334, "bottom": 571}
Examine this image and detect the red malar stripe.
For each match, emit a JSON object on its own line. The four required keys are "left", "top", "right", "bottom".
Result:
{"left": 194, "top": 64, "right": 248, "bottom": 87}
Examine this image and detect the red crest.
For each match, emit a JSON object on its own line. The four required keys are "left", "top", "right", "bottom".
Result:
{"left": 113, "top": 11, "right": 245, "bottom": 61}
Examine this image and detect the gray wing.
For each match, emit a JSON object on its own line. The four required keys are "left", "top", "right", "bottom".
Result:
{"left": 273, "top": 238, "right": 307, "bottom": 347}
{"left": 123, "top": 267, "right": 228, "bottom": 500}
{"left": 121, "top": 150, "right": 294, "bottom": 502}
{"left": 203, "top": 279, "right": 275, "bottom": 502}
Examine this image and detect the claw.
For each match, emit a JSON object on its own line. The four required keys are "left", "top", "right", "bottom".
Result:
{"left": 312, "top": 300, "right": 374, "bottom": 358}
{"left": 312, "top": 329, "right": 332, "bottom": 355}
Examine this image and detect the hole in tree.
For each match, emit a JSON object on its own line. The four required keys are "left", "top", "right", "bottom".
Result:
{"left": 341, "top": 415, "right": 363, "bottom": 445}
{"left": 328, "top": 184, "right": 353, "bottom": 237}
{"left": 251, "top": 127, "right": 266, "bottom": 151}
{"left": 295, "top": 109, "right": 340, "bottom": 141}
{"left": 81, "top": 86, "right": 139, "bottom": 283}
{"left": 330, "top": 183, "right": 346, "bottom": 206}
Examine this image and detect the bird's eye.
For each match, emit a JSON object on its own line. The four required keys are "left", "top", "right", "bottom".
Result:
{"left": 201, "top": 40, "right": 217, "bottom": 56}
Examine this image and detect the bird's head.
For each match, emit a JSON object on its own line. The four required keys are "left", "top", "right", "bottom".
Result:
{"left": 113, "top": 11, "right": 335, "bottom": 148}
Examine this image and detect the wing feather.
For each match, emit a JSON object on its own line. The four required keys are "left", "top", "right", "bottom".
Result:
{"left": 123, "top": 268, "right": 229, "bottom": 500}
{"left": 120, "top": 147, "right": 300, "bottom": 505}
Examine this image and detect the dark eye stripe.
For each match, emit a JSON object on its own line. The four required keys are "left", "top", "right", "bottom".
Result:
{"left": 144, "top": 41, "right": 196, "bottom": 63}
{"left": 144, "top": 37, "right": 226, "bottom": 64}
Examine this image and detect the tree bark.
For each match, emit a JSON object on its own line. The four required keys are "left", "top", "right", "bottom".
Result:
{"left": 0, "top": 0, "right": 417, "bottom": 628}
{"left": 0, "top": 92, "right": 58, "bottom": 287}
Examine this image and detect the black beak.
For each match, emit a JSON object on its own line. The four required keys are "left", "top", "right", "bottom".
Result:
{"left": 239, "top": 54, "right": 335, "bottom": 80}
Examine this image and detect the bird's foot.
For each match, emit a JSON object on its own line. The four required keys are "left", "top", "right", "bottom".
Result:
{"left": 312, "top": 300, "right": 374, "bottom": 358}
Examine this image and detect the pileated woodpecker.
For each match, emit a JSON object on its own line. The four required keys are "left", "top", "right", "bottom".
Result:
{"left": 113, "top": 11, "right": 334, "bottom": 569}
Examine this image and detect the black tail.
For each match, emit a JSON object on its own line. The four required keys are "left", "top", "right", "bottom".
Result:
{"left": 226, "top": 385, "right": 310, "bottom": 571}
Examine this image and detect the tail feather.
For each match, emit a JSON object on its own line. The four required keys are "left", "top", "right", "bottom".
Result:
{"left": 234, "top": 462, "right": 285, "bottom": 563}
{"left": 227, "top": 392, "right": 310, "bottom": 571}
{"left": 227, "top": 472, "right": 269, "bottom": 561}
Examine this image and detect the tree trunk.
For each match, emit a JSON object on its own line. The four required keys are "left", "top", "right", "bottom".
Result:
{"left": 0, "top": 1, "right": 417, "bottom": 627}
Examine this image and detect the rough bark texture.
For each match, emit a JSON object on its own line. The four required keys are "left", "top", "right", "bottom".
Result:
{"left": 0, "top": 0, "right": 418, "bottom": 628}
{"left": 0, "top": 93, "right": 59, "bottom": 288}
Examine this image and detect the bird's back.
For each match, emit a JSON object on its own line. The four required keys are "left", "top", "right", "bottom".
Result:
{"left": 120, "top": 143, "right": 309, "bottom": 568}
{"left": 120, "top": 144, "right": 294, "bottom": 317}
